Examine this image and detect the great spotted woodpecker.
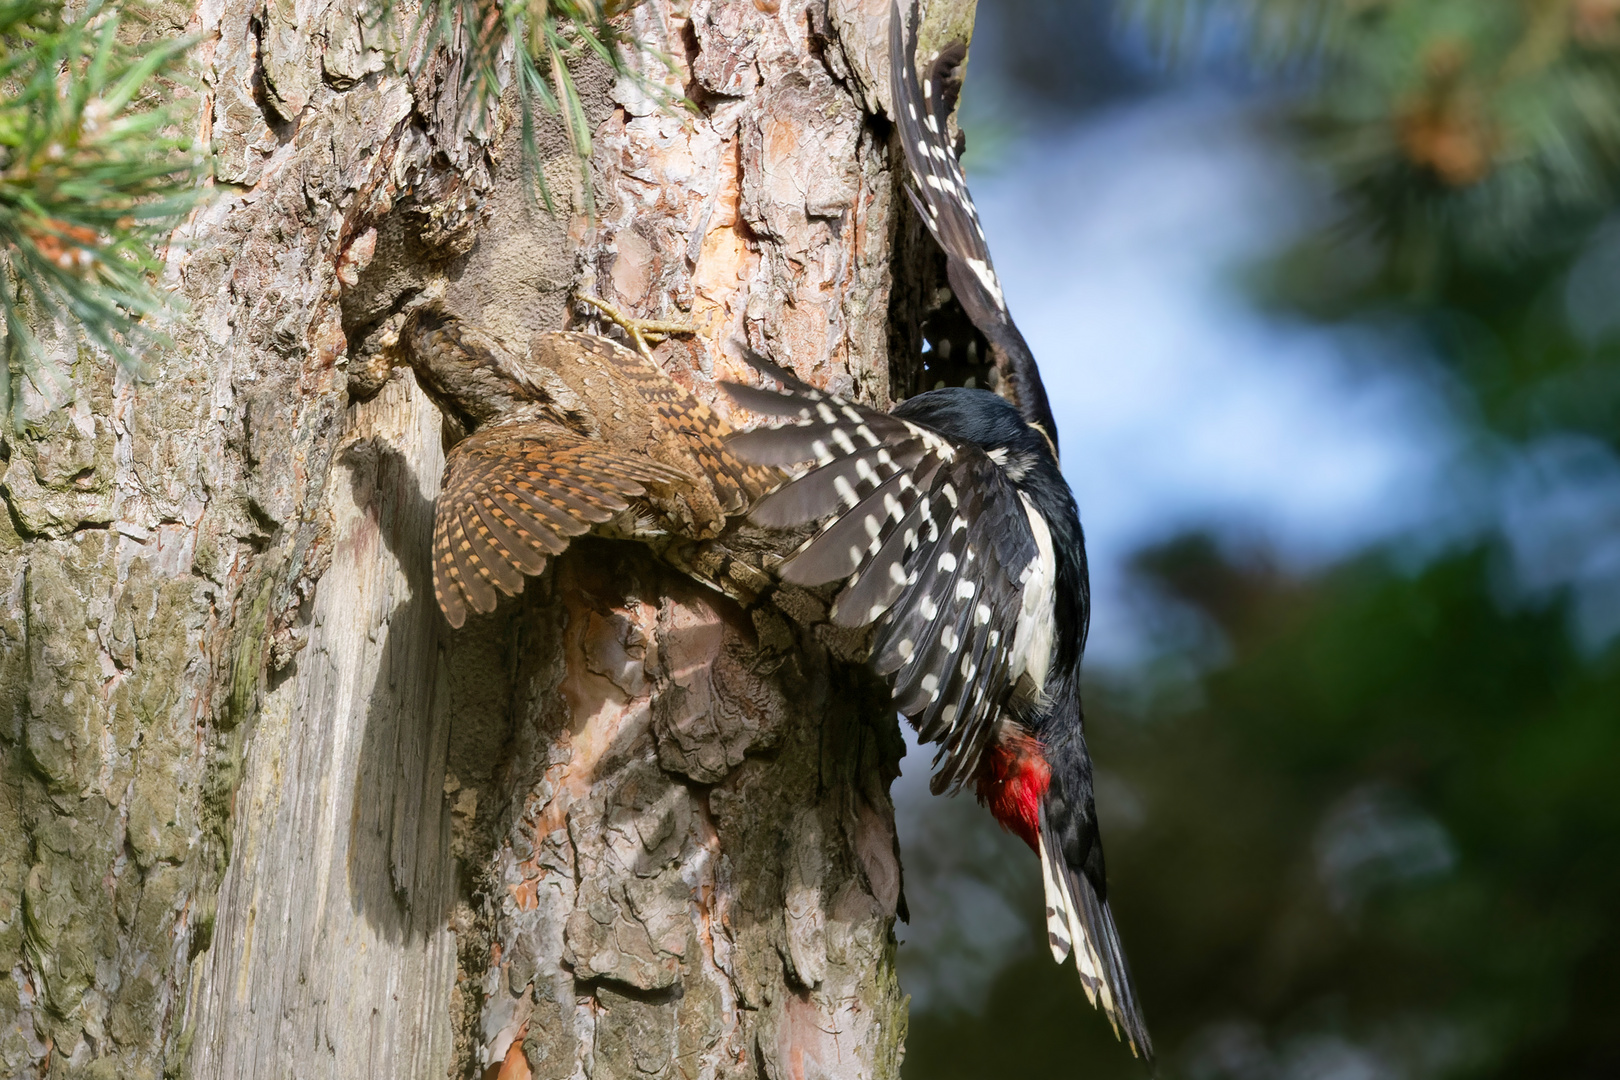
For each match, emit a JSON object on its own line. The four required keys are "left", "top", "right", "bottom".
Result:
{"left": 722, "top": 0, "right": 1151, "bottom": 1057}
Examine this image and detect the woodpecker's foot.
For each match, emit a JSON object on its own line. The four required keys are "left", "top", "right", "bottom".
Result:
{"left": 576, "top": 294, "right": 695, "bottom": 360}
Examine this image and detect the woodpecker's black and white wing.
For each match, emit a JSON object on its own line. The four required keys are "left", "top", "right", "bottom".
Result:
{"left": 889, "top": 0, "right": 1059, "bottom": 449}
{"left": 724, "top": 355, "right": 1041, "bottom": 793}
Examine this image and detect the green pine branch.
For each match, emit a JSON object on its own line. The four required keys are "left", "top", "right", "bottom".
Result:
{"left": 0, "top": 0, "right": 205, "bottom": 430}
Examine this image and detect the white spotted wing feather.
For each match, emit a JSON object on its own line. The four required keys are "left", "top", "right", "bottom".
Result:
{"left": 725, "top": 354, "right": 1039, "bottom": 793}
{"left": 889, "top": 1, "right": 1010, "bottom": 334}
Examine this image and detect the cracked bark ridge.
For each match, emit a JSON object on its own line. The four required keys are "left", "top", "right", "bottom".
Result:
{"left": 0, "top": 0, "right": 980, "bottom": 1077}
{"left": 483, "top": 550, "right": 905, "bottom": 1080}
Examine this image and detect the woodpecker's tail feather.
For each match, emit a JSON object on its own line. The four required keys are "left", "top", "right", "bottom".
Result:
{"left": 1038, "top": 806, "right": 1153, "bottom": 1061}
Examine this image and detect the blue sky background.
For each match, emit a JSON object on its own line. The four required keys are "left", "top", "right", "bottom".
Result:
{"left": 966, "top": 93, "right": 1466, "bottom": 668}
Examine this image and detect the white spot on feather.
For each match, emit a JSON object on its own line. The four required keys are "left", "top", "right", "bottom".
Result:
{"left": 1010, "top": 492, "right": 1057, "bottom": 699}
{"left": 966, "top": 257, "right": 1006, "bottom": 311}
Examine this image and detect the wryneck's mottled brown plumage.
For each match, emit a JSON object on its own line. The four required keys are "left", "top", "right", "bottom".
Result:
{"left": 384, "top": 301, "right": 773, "bottom": 627}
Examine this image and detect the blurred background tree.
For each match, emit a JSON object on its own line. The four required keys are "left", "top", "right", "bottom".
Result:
{"left": 897, "top": 1, "right": 1620, "bottom": 1078}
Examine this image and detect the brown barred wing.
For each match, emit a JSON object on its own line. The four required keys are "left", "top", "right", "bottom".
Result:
{"left": 433, "top": 423, "right": 689, "bottom": 627}
{"left": 724, "top": 355, "right": 1038, "bottom": 792}
{"left": 547, "top": 331, "right": 777, "bottom": 513}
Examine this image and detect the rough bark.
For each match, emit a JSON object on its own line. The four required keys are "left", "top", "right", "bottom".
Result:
{"left": 0, "top": 1, "right": 976, "bottom": 1077}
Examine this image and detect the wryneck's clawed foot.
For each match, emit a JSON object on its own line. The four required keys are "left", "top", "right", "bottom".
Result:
{"left": 575, "top": 293, "right": 695, "bottom": 361}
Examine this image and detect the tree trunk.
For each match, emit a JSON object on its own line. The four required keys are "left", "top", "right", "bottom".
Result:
{"left": 0, "top": 1, "right": 976, "bottom": 1077}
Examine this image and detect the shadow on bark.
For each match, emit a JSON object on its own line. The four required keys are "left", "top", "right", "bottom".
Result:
{"left": 341, "top": 434, "right": 464, "bottom": 943}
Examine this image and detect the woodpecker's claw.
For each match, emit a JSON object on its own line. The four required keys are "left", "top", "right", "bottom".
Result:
{"left": 575, "top": 293, "right": 695, "bottom": 360}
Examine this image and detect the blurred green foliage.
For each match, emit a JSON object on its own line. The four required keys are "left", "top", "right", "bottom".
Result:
{"left": 1185, "top": 0, "right": 1620, "bottom": 453}
{"left": 907, "top": 1, "right": 1620, "bottom": 1077}
{"left": 1138, "top": 0, "right": 1620, "bottom": 276}
{"left": 910, "top": 537, "right": 1620, "bottom": 1079}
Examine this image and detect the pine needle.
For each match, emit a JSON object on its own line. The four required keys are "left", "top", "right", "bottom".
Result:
{"left": 0, "top": 0, "right": 206, "bottom": 429}
{"left": 381, "top": 0, "right": 690, "bottom": 215}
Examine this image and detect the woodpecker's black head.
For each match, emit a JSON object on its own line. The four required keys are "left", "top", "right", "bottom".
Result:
{"left": 891, "top": 387, "right": 1053, "bottom": 473}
